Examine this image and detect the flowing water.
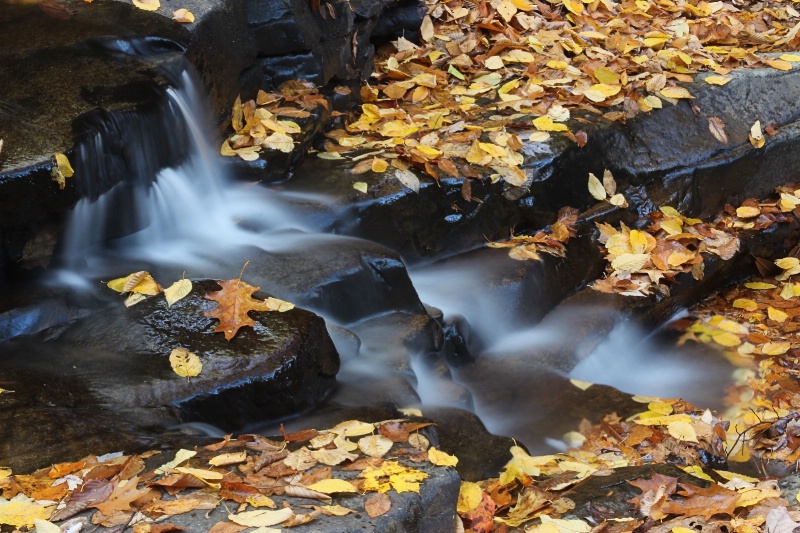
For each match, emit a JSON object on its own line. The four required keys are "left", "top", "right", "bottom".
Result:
{"left": 48, "top": 51, "right": 736, "bottom": 454}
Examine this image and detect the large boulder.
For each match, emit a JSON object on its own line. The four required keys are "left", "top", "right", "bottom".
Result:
{"left": 0, "top": 279, "right": 339, "bottom": 471}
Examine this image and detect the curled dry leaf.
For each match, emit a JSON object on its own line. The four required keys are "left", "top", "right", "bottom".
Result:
{"left": 132, "top": 0, "right": 159, "bottom": 10}
{"left": 172, "top": 8, "right": 194, "bottom": 22}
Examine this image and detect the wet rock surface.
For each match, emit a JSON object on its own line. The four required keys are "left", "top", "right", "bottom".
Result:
{"left": 0, "top": 279, "right": 339, "bottom": 471}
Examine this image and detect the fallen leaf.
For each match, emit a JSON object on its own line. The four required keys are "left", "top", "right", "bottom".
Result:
{"left": 164, "top": 279, "right": 192, "bottom": 306}
{"left": 0, "top": 500, "right": 51, "bottom": 528}
{"left": 169, "top": 348, "right": 202, "bottom": 380}
{"left": 588, "top": 173, "right": 606, "bottom": 201}
{"left": 395, "top": 168, "right": 420, "bottom": 192}
{"left": 708, "top": 117, "right": 728, "bottom": 144}
{"left": 428, "top": 447, "right": 458, "bottom": 467}
{"left": 228, "top": 508, "right": 294, "bottom": 527}
{"left": 132, "top": 0, "right": 159, "bottom": 10}
{"left": 172, "top": 8, "right": 194, "bottom": 22}
{"left": 205, "top": 277, "right": 282, "bottom": 340}
{"left": 365, "top": 493, "right": 391, "bottom": 518}
{"left": 359, "top": 435, "right": 394, "bottom": 458}
{"left": 307, "top": 478, "right": 357, "bottom": 494}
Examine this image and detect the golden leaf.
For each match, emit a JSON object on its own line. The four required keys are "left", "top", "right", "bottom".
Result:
{"left": 611, "top": 253, "right": 649, "bottom": 272}
{"left": 780, "top": 54, "right": 800, "bottom": 62}
{"left": 764, "top": 59, "right": 793, "bottom": 71}
{"left": 457, "top": 481, "right": 483, "bottom": 513}
{"left": 562, "top": 0, "right": 583, "bottom": 14}
{"left": 33, "top": 520, "right": 60, "bottom": 533}
{"left": 732, "top": 298, "right": 758, "bottom": 311}
{"left": 353, "top": 182, "right": 368, "bottom": 193}
{"left": 307, "top": 478, "right": 357, "bottom": 494}
{"left": 108, "top": 271, "right": 162, "bottom": 295}
{"left": 776, "top": 257, "right": 800, "bottom": 270}
{"left": 667, "top": 421, "right": 698, "bottom": 442}
{"left": 0, "top": 500, "right": 51, "bottom": 528}
{"left": 175, "top": 466, "right": 224, "bottom": 481}
{"left": 55, "top": 153, "right": 74, "bottom": 177}
{"left": 371, "top": 158, "right": 388, "bottom": 173}
{"left": 744, "top": 282, "right": 776, "bottom": 290}
{"left": 594, "top": 66, "right": 620, "bottom": 84}
{"left": 132, "top": 0, "right": 159, "bottom": 10}
{"left": 659, "top": 86, "right": 693, "bottom": 99}
{"left": 533, "top": 116, "right": 569, "bottom": 132}
{"left": 169, "top": 348, "right": 202, "bottom": 380}
{"left": 704, "top": 75, "right": 732, "bottom": 86}
{"left": 172, "top": 8, "right": 194, "bottom": 22}
{"left": 712, "top": 332, "right": 742, "bottom": 347}
{"left": 208, "top": 451, "right": 247, "bottom": 466}
{"left": 768, "top": 307, "right": 788, "bottom": 323}
{"left": 164, "top": 279, "right": 192, "bottom": 306}
{"left": 484, "top": 56, "right": 505, "bottom": 70}
{"left": 763, "top": 342, "right": 790, "bottom": 355}
{"left": 428, "top": 447, "right": 458, "bottom": 467}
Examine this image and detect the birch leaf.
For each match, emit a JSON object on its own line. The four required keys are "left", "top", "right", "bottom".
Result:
{"left": 588, "top": 173, "right": 606, "bottom": 200}
{"left": 395, "top": 169, "right": 420, "bottom": 192}
{"left": 229, "top": 508, "right": 294, "bottom": 527}
{"left": 164, "top": 279, "right": 192, "bottom": 306}
{"left": 169, "top": 348, "right": 202, "bottom": 380}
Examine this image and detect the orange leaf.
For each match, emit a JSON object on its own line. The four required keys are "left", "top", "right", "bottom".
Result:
{"left": 660, "top": 482, "right": 740, "bottom": 519}
{"left": 204, "top": 278, "right": 278, "bottom": 341}
{"left": 365, "top": 493, "right": 391, "bottom": 518}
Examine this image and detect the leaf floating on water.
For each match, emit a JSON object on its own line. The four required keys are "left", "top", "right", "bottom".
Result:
{"left": 164, "top": 279, "right": 192, "bottom": 306}
{"left": 172, "top": 8, "right": 194, "bottom": 22}
{"left": 169, "top": 348, "right": 202, "bottom": 380}
{"left": 132, "top": 0, "right": 160, "bottom": 10}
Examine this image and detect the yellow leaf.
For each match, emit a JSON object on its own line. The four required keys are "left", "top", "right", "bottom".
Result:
{"left": 229, "top": 508, "right": 294, "bottom": 527}
{"left": 629, "top": 230, "right": 648, "bottom": 254}
{"left": 208, "top": 451, "right": 247, "bottom": 466}
{"left": 609, "top": 193, "right": 628, "bottom": 208}
{"left": 378, "top": 120, "right": 419, "bottom": 138}
{"left": 546, "top": 60, "right": 569, "bottom": 70}
{"left": 780, "top": 54, "right": 800, "bottom": 62}
{"left": 611, "top": 253, "right": 649, "bottom": 272}
{"left": 34, "top": 519, "right": 61, "bottom": 533}
{"left": 562, "top": 0, "right": 583, "bottom": 14}
{"left": 712, "top": 332, "right": 742, "bottom": 347}
{"left": 589, "top": 83, "right": 621, "bottom": 97}
{"left": 132, "top": 0, "right": 159, "bottom": 10}
{"left": 704, "top": 75, "right": 731, "bottom": 86}
{"left": 415, "top": 145, "right": 443, "bottom": 158}
{"left": 484, "top": 56, "right": 505, "bottom": 70}
{"left": 361, "top": 460, "right": 428, "bottom": 494}
{"left": 172, "top": 8, "right": 194, "bottom": 22}
{"left": 763, "top": 341, "right": 790, "bottom": 355}
{"left": 647, "top": 401, "right": 673, "bottom": 415}
{"left": 371, "top": 158, "right": 388, "bottom": 173}
{"left": 750, "top": 121, "right": 765, "bottom": 149}
{"left": 428, "top": 447, "right": 458, "bottom": 467}
{"left": 764, "top": 59, "right": 793, "bottom": 71}
{"left": 533, "top": 116, "right": 568, "bottom": 132}
{"left": 175, "top": 466, "right": 224, "bottom": 480}
{"left": 353, "top": 182, "right": 368, "bottom": 193}
{"left": 457, "top": 481, "right": 483, "bottom": 513}
{"left": 717, "top": 319, "right": 748, "bottom": 334}
{"left": 330, "top": 420, "right": 375, "bottom": 437}
{"left": 682, "top": 466, "right": 714, "bottom": 482}
{"left": 744, "top": 282, "right": 776, "bottom": 290}
{"left": 478, "top": 142, "right": 507, "bottom": 158}
{"left": 169, "top": 348, "right": 202, "bottom": 380}
{"left": 736, "top": 206, "right": 761, "bottom": 218}
{"left": 164, "top": 279, "right": 192, "bottom": 306}
{"left": 660, "top": 86, "right": 693, "bottom": 99}
{"left": 263, "top": 132, "right": 294, "bottom": 153}
{"left": 307, "top": 478, "right": 358, "bottom": 494}
{"left": 569, "top": 378, "right": 592, "bottom": 390}
{"left": 776, "top": 257, "right": 800, "bottom": 270}
{"left": 55, "top": 153, "right": 74, "bottom": 178}
{"left": 667, "top": 421, "right": 698, "bottom": 442}
{"left": 502, "top": 50, "right": 534, "bottom": 64}
{"left": 156, "top": 449, "right": 196, "bottom": 473}
{"left": 732, "top": 298, "right": 758, "bottom": 311}
{"left": 635, "top": 413, "right": 692, "bottom": 426}
{"left": 107, "top": 271, "right": 162, "bottom": 295}
{"left": 644, "top": 37, "right": 669, "bottom": 48}
{"left": 594, "top": 66, "right": 619, "bottom": 85}
{"left": 768, "top": 307, "right": 789, "bottom": 323}
{"left": 673, "top": 527, "right": 699, "bottom": 533}
{"left": 644, "top": 95, "right": 662, "bottom": 109}
{"left": 0, "top": 500, "right": 51, "bottom": 528}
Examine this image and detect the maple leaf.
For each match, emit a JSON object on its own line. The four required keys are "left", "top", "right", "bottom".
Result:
{"left": 205, "top": 277, "right": 293, "bottom": 341}
{"left": 90, "top": 476, "right": 152, "bottom": 516}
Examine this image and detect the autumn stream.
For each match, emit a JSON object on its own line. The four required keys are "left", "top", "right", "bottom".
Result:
{"left": 35, "top": 60, "right": 736, "bottom": 460}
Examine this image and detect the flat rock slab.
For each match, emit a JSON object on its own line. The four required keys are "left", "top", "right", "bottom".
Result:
{"left": 0, "top": 279, "right": 339, "bottom": 471}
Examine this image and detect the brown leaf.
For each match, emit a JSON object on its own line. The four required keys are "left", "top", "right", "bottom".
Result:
{"left": 365, "top": 492, "right": 391, "bottom": 518}
{"left": 379, "top": 421, "right": 410, "bottom": 443}
{"left": 51, "top": 479, "right": 113, "bottom": 521}
{"left": 575, "top": 130, "right": 588, "bottom": 147}
{"left": 708, "top": 116, "right": 728, "bottom": 144}
{"left": 461, "top": 178, "right": 472, "bottom": 202}
{"left": 205, "top": 278, "right": 281, "bottom": 341}
{"left": 207, "top": 522, "right": 248, "bottom": 533}
{"left": 91, "top": 476, "right": 152, "bottom": 517}
{"left": 280, "top": 424, "right": 319, "bottom": 443}
{"left": 660, "top": 482, "right": 740, "bottom": 519}
{"left": 627, "top": 473, "right": 678, "bottom": 507}
{"left": 463, "top": 492, "right": 496, "bottom": 533}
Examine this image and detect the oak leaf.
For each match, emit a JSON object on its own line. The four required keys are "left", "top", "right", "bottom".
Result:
{"left": 205, "top": 278, "right": 293, "bottom": 340}
{"left": 90, "top": 476, "right": 152, "bottom": 516}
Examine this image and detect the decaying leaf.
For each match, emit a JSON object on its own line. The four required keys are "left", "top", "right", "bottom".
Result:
{"left": 365, "top": 493, "right": 391, "bottom": 518}
{"left": 708, "top": 117, "right": 728, "bottom": 144}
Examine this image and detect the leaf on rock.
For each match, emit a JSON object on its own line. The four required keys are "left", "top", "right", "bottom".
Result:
{"left": 205, "top": 278, "right": 291, "bottom": 340}
{"left": 208, "top": 451, "right": 247, "bottom": 467}
{"left": 172, "top": 8, "right": 194, "bottom": 22}
{"left": 169, "top": 348, "right": 202, "bottom": 380}
{"left": 427, "top": 447, "right": 458, "bottom": 467}
{"left": 395, "top": 168, "right": 420, "bottom": 192}
{"left": 708, "top": 117, "right": 728, "bottom": 144}
{"left": 588, "top": 173, "right": 606, "bottom": 201}
{"left": 164, "top": 279, "right": 192, "bottom": 306}
{"left": 307, "top": 478, "right": 357, "bottom": 494}
{"left": 107, "top": 271, "right": 162, "bottom": 296}
{"left": 660, "top": 482, "right": 740, "bottom": 519}
{"left": 228, "top": 508, "right": 294, "bottom": 527}
{"left": 360, "top": 460, "right": 428, "bottom": 494}
{"left": 358, "top": 434, "right": 394, "bottom": 458}
{"left": 132, "top": 0, "right": 159, "bottom": 10}
{"left": 365, "top": 492, "right": 391, "bottom": 518}
{"left": 90, "top": 476, "right": 151, "bottom": 517}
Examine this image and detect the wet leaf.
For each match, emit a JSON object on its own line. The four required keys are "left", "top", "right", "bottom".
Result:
{"left": 169, "top": 348, "right": 202, "bottom": 380}
{"left": 263, "top": 132, "right": 294, "bottom": 153}
{"left": 394, "top": 168, "right": 420, "bottom": 192}
{"left": 458, "top": 481, "right": 483, "bottom": 513}
{"left": 353, "top": 182, "right": 368, "bottom": 193}
{"left": 164, "top": 279, "right": 192, "bottom": 306}
{"left": 107, "top": 271, "right": 162, "bottom": 295}
{"left": 205, "top": 277, "right": 288, "bottom": 340}
{"left": 588, "top": 173, "right": 606, "bottom": 201}
{"left": 708, "top": 117, "right": 728, "bottom": 144}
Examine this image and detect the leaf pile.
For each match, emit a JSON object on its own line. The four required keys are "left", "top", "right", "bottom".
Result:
{"left": 312, "top": 0, "right": 800, "bottom": 185}
{"left": 456, "top": 394, "right": 798, "bottom": 532}
{"left": 487, "top": 206, "right": 579, "bottom": 260}
{"left": 592, "top": 205, "right": 740, "bottom": 296}
{"left": 678, "top": 253, "right": 800, "bottom": 467}
{"left": 0, "top": 417, "right": 445, "bottom": 531}
{"left": 220, "top": 82, "right": 330, "bottom": 160}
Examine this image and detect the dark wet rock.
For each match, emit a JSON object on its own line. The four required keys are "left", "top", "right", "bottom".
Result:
{"left": 422, "top": 406, "right": 516, "bottom": 482}
{"left": 562, "top": 464, "right": 709, "bottom": 521}
{"left": 0, "top": 279, "right": 339, "bottom": 470}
